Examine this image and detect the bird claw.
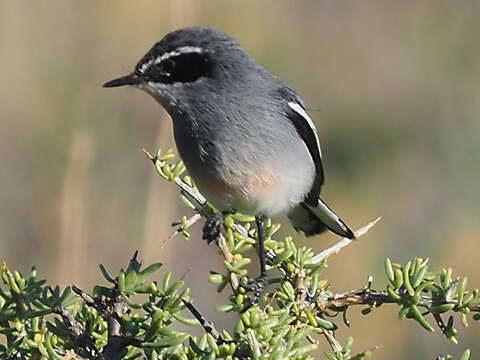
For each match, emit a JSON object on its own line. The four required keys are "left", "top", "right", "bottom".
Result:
{"left": 202, "top": 212, "right": 224, "bottom": 244}
{"left": 240, "top": 274, "right": 268, "bottom": 307}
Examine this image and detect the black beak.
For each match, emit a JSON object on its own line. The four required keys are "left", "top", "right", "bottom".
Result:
{"left": 103, "top": 73, "right": 140, "bottom": 88}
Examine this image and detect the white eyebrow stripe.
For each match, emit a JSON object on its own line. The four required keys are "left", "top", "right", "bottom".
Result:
{"left": 288, "top": 101, "right": 322, "bottom": 157}
{"left": 139, "top": 46, "right": 205, "bottom": 73}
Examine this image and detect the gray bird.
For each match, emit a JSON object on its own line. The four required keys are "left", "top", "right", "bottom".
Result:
{"left": 104, "top": 26, "right": 355, "bottom": 302}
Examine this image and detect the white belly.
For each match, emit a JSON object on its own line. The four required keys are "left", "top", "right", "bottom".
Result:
{"left": 191, "top": 144, "right": 316, "bottom": 216}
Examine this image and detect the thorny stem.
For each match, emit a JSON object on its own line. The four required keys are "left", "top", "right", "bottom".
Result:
{"left": 312, "top": 217, "right": 381, "bottom": 264}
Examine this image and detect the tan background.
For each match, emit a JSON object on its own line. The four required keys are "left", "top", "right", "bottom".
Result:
{"left": 1, "top": 1, "right": 479, "bottom": 358}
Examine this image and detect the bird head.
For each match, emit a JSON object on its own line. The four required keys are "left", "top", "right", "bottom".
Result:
{"left": 103, "top": 27, "right": 260, "bottom": 115}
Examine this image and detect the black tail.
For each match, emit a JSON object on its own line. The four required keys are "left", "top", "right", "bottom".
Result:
{"left": 287, "top": 198, "right": 355, "bottom": 239}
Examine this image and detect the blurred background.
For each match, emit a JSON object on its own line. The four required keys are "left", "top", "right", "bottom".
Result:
{"left": 1, "top": 1, "right": 479, "bottom": 358}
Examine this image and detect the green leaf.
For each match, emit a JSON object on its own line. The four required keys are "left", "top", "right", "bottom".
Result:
{"left": 173, "top": 312, "right": 200, "bottom": 326}
{"left": 430, "top": 303, "right": 455, "bottom": 314}
{"left": 99, "top": 264, "right": 116, "bottom": 283}
{"left": 411, "top": 304, "right": 434, "bottom": 332}
{"left": 403, "top": 262, "right": 415, "bottom": 297}
{"left": 143, "top": 333, "right": 190, "bottom": 348}
{"left": 141, "top": 263, "right": 163, "bottom": 277}
{"left": 231, "top": 213, "right": 256, "bottom": 223}
{"left": 385, "top": 258, "right": 395, "bottom": 285}
{"left": 460, "top": 349, "right": 471, "bottom": 360}
{"left": 315, "top": 316, "right": 337, "bottom": 330}
{"left": 208, "top": 273, "right": 223, "bottom": 284}
{"left": 458, "top": 277, "right": 468, "bottom": 307}
{"left": 163, "top": 272, "right": 172, "bottom": 292}
{"left": 118, "top": 270, "right": 126, "bottom": 293}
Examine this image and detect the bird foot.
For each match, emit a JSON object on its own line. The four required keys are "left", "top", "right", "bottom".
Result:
{"left": 240, "top": 274, "right": 268, "bottom": 307}
{"left": 202, "top": 212, "right": 224, "bottom": 244}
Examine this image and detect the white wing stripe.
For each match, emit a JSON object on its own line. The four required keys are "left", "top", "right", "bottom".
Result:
{"left": 288, "top": 102, "right": 322, "bottom": 157}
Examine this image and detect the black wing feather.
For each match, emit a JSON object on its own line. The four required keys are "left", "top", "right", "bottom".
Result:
{"left": 277, "top": 87, "right": 324, "bottom": 206}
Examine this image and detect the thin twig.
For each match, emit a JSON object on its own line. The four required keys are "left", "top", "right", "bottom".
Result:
{"left": 143, "top": 149, "right": 207, "bottom": 206}
{"left": 321, "top": 287, "right": 480, "bottom": 312}
{"left": 312, "top": 217, "right": 381, "bottom": 264}
{"left": 62, "top": 349, "right": 90, "bottom": 360}
{"left": 433, "top": 313, "right": 447, "bottom": 335}
{"left": 71, "top": 285, "right": 105, "bottom": 314}
{"left": 11, "top": 331, "right": 26, "bottom": 345}
{"left": 323, "top": 329, "right": 343, "bottom": 353}
{"left": 294, "top": 265, "right": 307, "bottom": 312}
{"left": 350, "top": 345, "right": 381, "bottom": 359}
{"left": 246, "top": 329, "right": 262, "bottom": 358}
{"left": 265, "top": 292, "right": 277, "bottom": 312}
{"left": 143, "top": 148, "right": 254, "bottom": 240}
{"left": 182, "top": 300, "right": 228, "bottom": 344}
{"left": 218, "top": 233, "right": 234, "bottom": 263}
{"left": 142, "top": 148, "right": 155, "bottom": 161}
{"left": 169, "top": 213, "right": 202, "bottom": 238}
{"left": 53, "top": 306, "right": 84, "bottom": 338}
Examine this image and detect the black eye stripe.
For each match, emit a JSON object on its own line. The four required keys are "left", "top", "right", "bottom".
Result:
{"left": 143, "top": 52, "right": 212, "bottom": 84}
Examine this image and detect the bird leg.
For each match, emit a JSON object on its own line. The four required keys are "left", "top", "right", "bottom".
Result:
{"left": 202, "top": 211, "right": 224, "bottom": 244}
{"left": 241, "top": 215, "right": 268, "bottom": 307}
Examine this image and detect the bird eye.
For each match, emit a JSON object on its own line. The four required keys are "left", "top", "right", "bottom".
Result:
{"left": 142, "top": 52, "right": 212, "bottom": 84}
{"left": 160, "top": 59, "right": 176, "bottom": 75}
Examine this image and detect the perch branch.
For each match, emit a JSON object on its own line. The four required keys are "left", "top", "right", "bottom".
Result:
{"left": 312, "top": 217, "right": 381, "bottom": 264}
